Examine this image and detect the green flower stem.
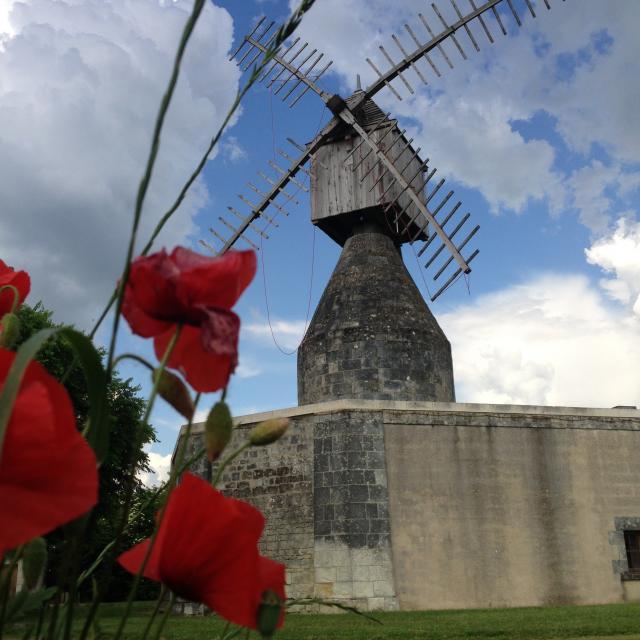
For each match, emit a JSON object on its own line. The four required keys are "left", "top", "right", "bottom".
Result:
{"left": 140, "top": 587, "right": 166, "bottom": 640}
{"left": 149, "top": 592, "right": 175, "bottom": 640}
{"left": 140, "top": 326, "right": 182, "bottom": 428}
{"left": 24, "top": 598, "right": 46, "bottom": 640}
{"left": 99, "top": 326, "right": 183, "bottom": 640}
{"left": 62, "top": 514, "right": 94, "bottom": 640}
{"left": 105, "top": 0, "right": 206, "bottom": 379}
{"left": 111, "top": 379, "right": 197, "bottom": 640}
{"left": 0, "top": 285, "right": 20, "bottom": 314}
{"left": 212, "top": 441, "right": 251, "bottom": 488}
{"left": 112, "top": 352, "right": 156, "bottom": 372}
{"left": 0, "top": 546, "right": 23, "bottom": 634}
{"left": 285, "top": 597, "right": 382, "bottom": 623}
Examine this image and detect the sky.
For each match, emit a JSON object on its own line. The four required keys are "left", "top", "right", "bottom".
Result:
{"left": 1, "top": 0, "right": 639, "bottom": 485}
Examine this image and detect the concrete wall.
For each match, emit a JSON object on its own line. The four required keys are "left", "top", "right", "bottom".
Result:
{"left": 179, "top": 400, "right": 640, "bottom": 612}
{"left": 383, "top": 404, "right": 640, "bottom": 609}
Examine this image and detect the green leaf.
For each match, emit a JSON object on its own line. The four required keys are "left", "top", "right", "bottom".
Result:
{"left": 0, "top": 327, "right": 110, "bottom": 462}
{"left": 22, "top": 537, "right": 47, "bottom": 589}
{"left": 4, "top": 587, "right": 57, "bottom": 623}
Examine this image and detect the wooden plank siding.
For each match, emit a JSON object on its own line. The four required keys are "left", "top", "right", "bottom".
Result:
{"left": 311, "top": 127, "right": 426, "bottom": 224}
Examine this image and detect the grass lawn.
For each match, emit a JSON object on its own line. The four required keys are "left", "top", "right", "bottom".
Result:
{"left": 10, "top": 601, "right": 640, "bottom": 639}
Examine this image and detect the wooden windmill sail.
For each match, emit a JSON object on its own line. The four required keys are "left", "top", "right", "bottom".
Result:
{"left": 202, "top": 0, "right": 562, "bottom": 302}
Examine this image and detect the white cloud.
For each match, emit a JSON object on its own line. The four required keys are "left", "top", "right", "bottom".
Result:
{"left": 0, "top": 0, "right": 240, "bottom": 328}
{"left": 440, "top": 273, "right": 640, "bottom": 408}
{"left": 221, "top": 135, "right": 248, "bottom": 163}
{"left": 138, "top": 448, "right": 172, "bottom": 487}
{"left": 0, "top": 0, "right": 16, "bottom": 45}
{"left": 542, "top": 3, "right": 640, "bottom": 164}
{"left": 566, "top": 160, "right": 621, "bottom": 232}
{"left": 586, "top": 217, "right": 640, "bottom": 316}
{"left": 244, "top": 318, "right": 308, "bottom": 351}
{"left": 236, "top": 359, "right": 263, "bottom": 379}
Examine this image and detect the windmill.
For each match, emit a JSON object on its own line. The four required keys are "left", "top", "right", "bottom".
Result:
{"left": 201, "top": 0, "right": 562, "bottom": 405}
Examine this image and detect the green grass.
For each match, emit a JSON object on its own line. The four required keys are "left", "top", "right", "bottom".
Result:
{"left": 8, "top": 601, "right": 640, "bottom": 639}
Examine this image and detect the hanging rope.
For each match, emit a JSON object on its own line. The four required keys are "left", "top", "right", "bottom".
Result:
{"left": 260, "top": 226, "right": 316, "bottom": 355}
{"left": 410, "top": 238, "right": 434, "bottom": 301}
{"left": 259, "top": 96, "right": 328, "bottom": 355}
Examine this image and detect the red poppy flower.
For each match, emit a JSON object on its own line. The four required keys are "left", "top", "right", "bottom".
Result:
{"left": 0, "top": 348, "right": 98, "bottom": 557}
{"left": 0, "top": 259, "right": 30, "bottom": 315}
{"left": 118, "top": 473, "right": 286, "bottom": 630}
{"left": 122, "top": 248, "right": 256, "bottom": 392}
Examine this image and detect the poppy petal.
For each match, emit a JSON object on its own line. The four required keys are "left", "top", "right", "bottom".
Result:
{"left": 172, "top": 249, "right": 256, "bottom": 311}
{"left": 0, "top": 260, "right": 30, "bottom": 315}
{"left": 154, "top": 325, "right": 236, "bottom": 393}
{"left": 122, "top": 250, "right": 183, "bottom": 336}
{"left": 159, "top": 475, "right": 264, "bottom": 626}
{"left": 117, "top": 539, "right": 162, "bottom": 583}
{"left": 0, "top": 350, "right": 97, "bottom": 554}
{"left": 122, "top": 284, "right": 174, "bottom": 338}
{"left": 119, "top": 474, "right": 268, "bottom": 627}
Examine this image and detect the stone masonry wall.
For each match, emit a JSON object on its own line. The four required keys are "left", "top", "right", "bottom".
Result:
{"left": 178, "top": 405, "right": 399, "bottom": 612}
{"left": 313, "top": 410, "right": 398, "bottom": 611}
{"left": 298, "top": 227, "right": 455, "bottom": 405}
{"left": 179, "top": 414, "right": 315, "bottom": 603}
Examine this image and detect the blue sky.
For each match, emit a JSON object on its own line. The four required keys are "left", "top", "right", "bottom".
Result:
{"left": 1, "top": 0, "right": 639, "bottom": 483}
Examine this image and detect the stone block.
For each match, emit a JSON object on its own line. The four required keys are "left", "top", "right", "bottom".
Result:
{"left": 315, "top": 567, "right": 336, "bottom": 583}
{"left": 353, "top": 581, "right": 374, "bottom": 598}
{"left": 369, "top": 564, "right": 391, "bottom": 581}
{"left": 367, "top": 597, "right": 386, "bottom": 611}
{"left": 352, "top": 564, "right": 370, "bottom": 581}
{"left": 333, "top": 581, "right": 354, "bottom": 598}
{"left": 336, "top": 566, "right": 352, "bottom": 581}
{"left": 315, "top": 582, "right": 334, "bottom": 599}
{"left": 373, "top": 580, "right": 395, "bottom": 597}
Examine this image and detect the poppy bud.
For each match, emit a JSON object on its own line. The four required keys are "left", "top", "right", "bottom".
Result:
{"left": 256, "top": 590, "right": 282, "bottom": 639}
{"left": 0, "top": 312, "right": 20, "bottom": 348}
{"left": 205, "top": 401, "right": 233, "bottom": 461}
{"left": 152, "top": 369, "right": 194, "bottom": 421}
{"left": 22, "top": 537, "right": 47, "bottom": 590}
{"left": 248, "top": 418, "right": 289, "bottom": 447}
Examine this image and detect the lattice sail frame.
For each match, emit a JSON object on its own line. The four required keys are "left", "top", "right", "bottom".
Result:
{"left": 204, "top": 0, "right": 564, "bottom": 301}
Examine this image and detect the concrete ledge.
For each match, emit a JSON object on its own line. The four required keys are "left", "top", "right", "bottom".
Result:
{"left": 181, "top": 399, "right": 639, "bottom": 436}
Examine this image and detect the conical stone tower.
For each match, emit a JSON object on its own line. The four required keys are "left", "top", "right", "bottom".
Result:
{"left": 298, "top": 221, "right": 455, "bottom": 404}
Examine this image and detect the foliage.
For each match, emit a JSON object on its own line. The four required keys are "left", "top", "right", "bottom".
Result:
{"left": 16, "top": 303, "right": 159, "bottom": 601}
